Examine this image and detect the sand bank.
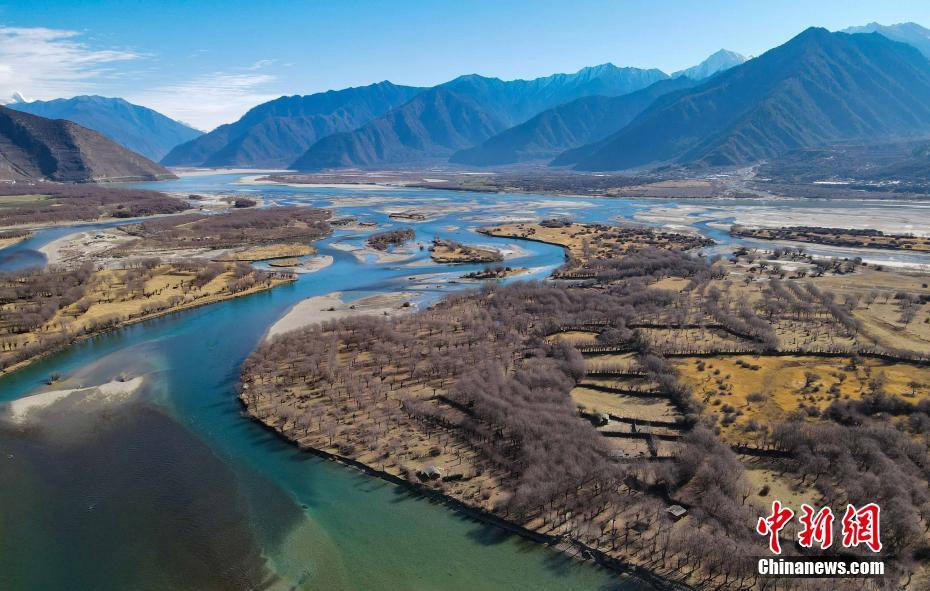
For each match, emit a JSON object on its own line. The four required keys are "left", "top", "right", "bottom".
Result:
{"left": 291, "top": 255, "right": 334, "bottom": 274}
{"left": 5, "top": 376, "right": 144, "bottom": 424}
{"left": 39, "top": 228, "right": 133, "bottom": 266}
{"left": 329, "top": 242, "right": 418, "bottom": 264}
{"left": 265, "top": 291, "right": 418, "bottom": 340}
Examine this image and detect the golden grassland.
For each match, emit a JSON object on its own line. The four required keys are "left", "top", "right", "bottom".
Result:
{"left": 570, "top": 386, "right": 680, "bottom": 422}
{"left": 675, "top": 354, "right": 930, "bottom": 444}
{"left": 818, "top": 268, "right": 930, "bottom": 352}
{"left": 214, "top": 243, "right": 314, "bottom": 262}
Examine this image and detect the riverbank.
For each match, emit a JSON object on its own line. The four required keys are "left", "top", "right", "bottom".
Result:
{"left": 239, "top": 405, "right": 688, "bottom": 591}
{"left": 0, "top": 267, "right": 295, "bottom": 378}
{"left": 0, "top": 231, "right": 32, "bottom": 249}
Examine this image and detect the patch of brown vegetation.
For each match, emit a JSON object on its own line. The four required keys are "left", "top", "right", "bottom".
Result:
{"left": 1, "top": 260, "right": 292, "bottom": 374}
{"left": 733, "top": 225, "right": 930, "bottom": 252}
{"left": 0, "top": 183, "right": 189, "bottom": 227}
{"left": 429, "top": 239, "right": 502, "bottom": 264}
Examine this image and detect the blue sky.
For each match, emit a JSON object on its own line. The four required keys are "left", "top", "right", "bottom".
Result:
{"left": 2, "top": 0, "right": 930, "bottom": 130}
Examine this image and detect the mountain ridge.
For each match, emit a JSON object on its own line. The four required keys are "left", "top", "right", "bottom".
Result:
{"left": 0, "top": 105, "right": 176, "bottom": 182}
{"left": 450, "top": 76, "right": 700, "bottom": 167}
{"left": 566, "top": 27, "right": 930, "bottom": 171}
{"left": 291, "top": 87, "right": 506, "bottom": 170}
{"left": 291, "top": 64, "right": 669, "bottom": 170}
{"left": 671, "top": 49, "right": 747, "bottom": 80}
{"left": 161, "top": 81, "right": 424, "bottom": 168}
{"left": 8, "top": 96, "right": 201, "bottom": 161}
{"left": 843, "top": 21, "right": 930, "bottom": 58}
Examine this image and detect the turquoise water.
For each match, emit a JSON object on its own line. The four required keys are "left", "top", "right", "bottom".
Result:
{"left": 4, "top": 175, "right": 930, "bottom": 590}
{"left": 0, "top": 176, "right": 648, "bottom": 591}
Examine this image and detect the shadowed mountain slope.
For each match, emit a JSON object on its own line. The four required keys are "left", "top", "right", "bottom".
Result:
{"left": 450, "top": 77, "right": 699, "bottom": 166}
{"left": 0, "top": 105, "right": 175, "bottom": 182}
{"left": 9, "top": 96, "right": 202, "bottom": 161}
{"left": 161, "top": 82, "right": 423, "bottom": 168}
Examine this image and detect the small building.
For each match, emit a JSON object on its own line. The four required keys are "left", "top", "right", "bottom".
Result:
{"left": 666, "top": 505, "right": 688, "bottom": 521}
{"left": 417, "top": 464, "right": 442, "bottom": 481}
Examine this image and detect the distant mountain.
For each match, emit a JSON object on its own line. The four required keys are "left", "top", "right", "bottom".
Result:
{"left": 566, "top": 28, "right": 930, "bottom": 171}
{"left": 291, "top": 64, "right": 667, "bottom": 170}
{"left": 291, "top": 87, "right": 505, "bottom": 170}
{"left": 843, "top": 22, "right": 930, "bottom": 58}
{"left": 161, "top": 81, "right": 423, "bottom": 168}
{"left": 8, "top": 96, "right": 201, "bottom": 161}
{"left": 440, "top": 64, "right": 668, "bottom": 127}
{"left": 671, "top": 49, "right": 747, "bottom": 80}
{"left": 7, "top": 92, "right": 28, "bottom": 104}
{"left": 0, "top": 105, "right": 175, "bottom": 182}
{"left": 451, "top": 77, "right": 698, "bottom": 166}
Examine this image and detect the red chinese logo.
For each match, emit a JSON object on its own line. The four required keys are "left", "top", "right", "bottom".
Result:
{"left": 798, "top": 504, "right": 834, "bottom": 550}
{"left": 756, "top": 501, "right": 882, "bottom": 554}
{"left": 756, "top": 500, "right": 794, "bottom": 554}
{"left": 841, "top": 503, "right": 882, "bottom": 552}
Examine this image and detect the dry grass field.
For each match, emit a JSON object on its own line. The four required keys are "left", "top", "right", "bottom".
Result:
{"left": 675, "top": 354, "right": 930, "bottom": 443}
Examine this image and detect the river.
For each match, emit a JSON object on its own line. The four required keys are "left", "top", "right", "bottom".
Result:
{"left": 2, "top": 174, "right": 930, "bottom": 590}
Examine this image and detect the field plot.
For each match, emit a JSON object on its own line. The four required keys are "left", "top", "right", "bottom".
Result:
{"left": 675, "top": 354, "right": 930, "bottom": 443}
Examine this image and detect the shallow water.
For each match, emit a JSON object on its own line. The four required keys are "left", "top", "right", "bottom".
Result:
{"left": 3, "top": 175, "right": 930, "bottom": 590}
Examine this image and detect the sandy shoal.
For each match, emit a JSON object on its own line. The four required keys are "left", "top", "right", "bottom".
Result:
{"left": 5, "top": 376, "right": 144, "bottom": 424}
{"left": 265, "top": 291, "right": 418, "bottom": 340}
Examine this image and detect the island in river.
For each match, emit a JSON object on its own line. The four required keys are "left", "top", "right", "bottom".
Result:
{"left": 0, "top": 206, "right": 331, "bottom": 375}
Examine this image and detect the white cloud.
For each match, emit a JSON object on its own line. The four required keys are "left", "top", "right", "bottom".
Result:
{"left": 0, "top": 26, "right": 140, "bottom": 102}
{"left": 127, "top": 70, "right": 280, "bottom": 131}
{"left": 0, "top": 24, "right": 280, "bottom": 130}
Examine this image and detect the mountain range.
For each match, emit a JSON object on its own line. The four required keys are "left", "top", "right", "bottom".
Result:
{"left": 448, "top": 50, "right": 747, "bottom": 167}
{"left": 291, "top": 66, "right": 675, "bottom": 170}
{"left": 170, "top": 64, "right": 670, "bottom": 170}
{"left": 563, "top": 27, "right": 930, "bottom": 171}
{"left": 0, "top": 105, "right": 174, "bottom": 182}
{"left": 449, "top": 76, "right": 701, "bottom": 167}
{"left": 843, "top": 22, "right": 930, "bottom": 58}
{"left": 6, "top": 21, "right": 930, "bottom": 179}
{"left": 8, "top": 96, "right": 201, "bottom": 161}
{"left": 161, "top": 82, "right": 424, "bottom": 168}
